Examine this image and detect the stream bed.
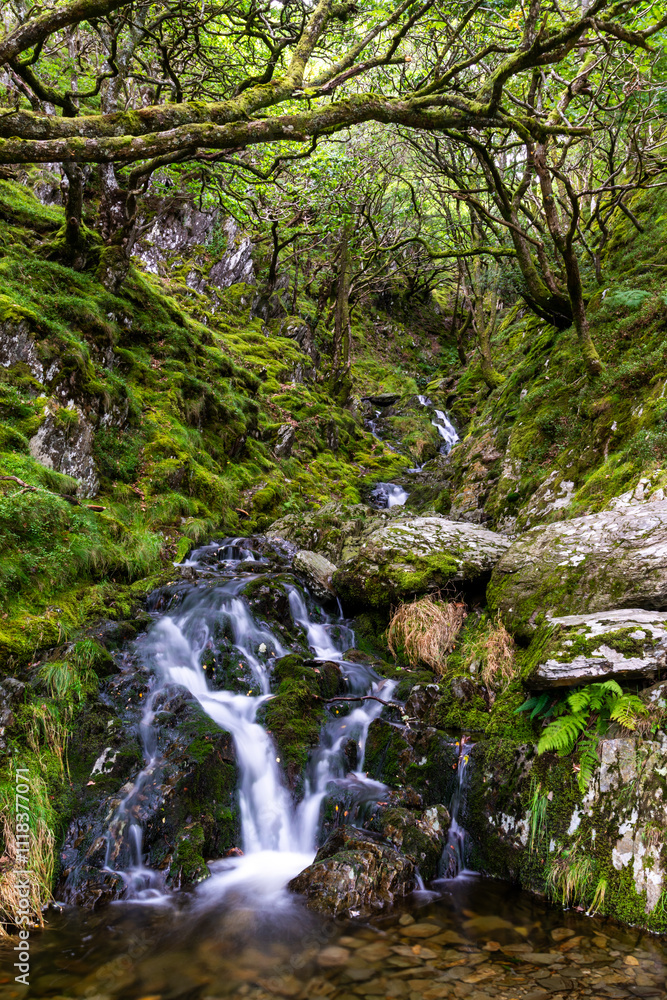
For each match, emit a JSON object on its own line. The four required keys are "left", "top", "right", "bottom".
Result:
{"left": 1, "top": 540, "right": 666, "bottom": 998}
{"left": 1, "top": 874, "right": 666, "bottom": 999}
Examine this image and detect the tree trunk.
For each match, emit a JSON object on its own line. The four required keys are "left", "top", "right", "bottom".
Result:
{"left": 533, "top": 142, "right": 602, "bottom": 377}
{"left": 329, "top": 220, "right": 353, "bottom": 404}
{"left": 471, "top": 230, "right": 504, "bottom": 389}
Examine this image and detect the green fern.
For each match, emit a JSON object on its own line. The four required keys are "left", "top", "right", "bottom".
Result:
{"left": 536, "top": 681, "right": 648, "bottom": 790}
{"left": 537, "top": 711, "right": 587, "bottom": 755}
{"left": 610, "top": 693, "right": 647, "bottom": 731}
{"left": 576, "top": 735, "right": 600, "bottom": 794}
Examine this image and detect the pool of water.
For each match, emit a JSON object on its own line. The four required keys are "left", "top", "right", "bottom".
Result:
{"left": 2, "top": 873, "right": 665, "bottom": 999}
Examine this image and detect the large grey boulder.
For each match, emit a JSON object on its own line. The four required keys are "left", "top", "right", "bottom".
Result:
{"left": 525, "top": 610, "right": 667, "bottom": 688}
{"left": 333, "top": 515, "right": 510, "bottom": 607}
{"left": 488, "top": 500, "right": 667, "bottom": 637}
{"left": 287, "top": 826, "right": 417, "bottom": 918}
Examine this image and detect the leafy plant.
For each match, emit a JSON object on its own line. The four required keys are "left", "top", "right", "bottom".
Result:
{"left": 518, "top": 681, "right": 648, "bottom": 791}
{"left": 527, "top": 776, "right": 549, "bottom": 854}
{"left": 545, "top": 841, "right": 595, "bottom": 908}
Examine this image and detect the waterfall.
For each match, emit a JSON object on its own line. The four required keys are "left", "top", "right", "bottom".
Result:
{"left": 370, "top": 482, "right": 409, "bottom": 508}
{"left": 417, "top": 395, "right": 460, "bottom": 456}
{"left": 441, "top": 736, "right": 475, "bottom": 878}
{"left": 101, "top": 541, "right": 394, "bottom": 904}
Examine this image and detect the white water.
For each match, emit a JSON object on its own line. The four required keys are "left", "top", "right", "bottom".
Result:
{"left": 102, "top": 542, "right": 395, "bottom": 905}
{"left": 371, "top": 482, "right": 409, "bottom": 508}
{"left": 417, "top": 395, "right": 460, "bottom": 455}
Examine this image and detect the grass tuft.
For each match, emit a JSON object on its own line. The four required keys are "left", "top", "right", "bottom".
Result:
{"left": 387, "top": 595, "right": 467, "bottom": 675}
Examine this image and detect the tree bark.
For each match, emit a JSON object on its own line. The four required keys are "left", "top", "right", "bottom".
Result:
{"left": 329, "top": 219, "right": 353, "bottom": 404}
{"left": 533, "top": 141, "right": 602, "bottom": 377}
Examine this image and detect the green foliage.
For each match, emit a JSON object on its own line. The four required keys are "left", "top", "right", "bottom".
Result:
{"left": 527, "top": 777, "right": 548, "bottom": 854}
{"left": 534, "top": 680, "right": 647, "bottom": 792}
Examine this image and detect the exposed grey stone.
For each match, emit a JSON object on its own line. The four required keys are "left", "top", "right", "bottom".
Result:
{"left": 29, "top": 402, "right": 98, "bottom": 496}
{"left": 451, "top": 676, "right": 477, "bottom": 702}
{"left": 293, "top": 549, "right": 337, "bottom": 601}
{"left": 333, "top": 515, "right": 511, "bottom": 607}
{"left": 489, "top": 500, "right": 667, "bottom": 636}
{"left": 274, "top": 424, "right": 295, "bottom": 458}
{"left": 0, "top": 320, "right": 44, "bottom": 381}
{"left": 135, "top": 201, "right": 254, "bottom": 290}
{"left": 0, "top": 678, "right": 26, "bottom": 751}
{"left": 526, "top": 610, "right": 667, "bottom": 688}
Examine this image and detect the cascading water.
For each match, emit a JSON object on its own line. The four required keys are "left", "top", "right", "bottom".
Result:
{"left": 101, "top": 540, "right": 395, "bottom": 906}
{"left": 370, "top": 482, "right": 409, "bottom": 508}
{"left": 441, "top": 736, "right": 475, "bottom": 878}
{"left": 417, "top": 394, "right": 460, "bottom": 456}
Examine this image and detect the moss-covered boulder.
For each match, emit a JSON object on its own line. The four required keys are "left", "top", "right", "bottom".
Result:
{"left": 489, "top": 498, "right": 667, "bottom": 638}
{"left": 524, "top": 610, "right": 667, "bottom": 688}
{"left": 366, "top": 803, "right": 450, "bottom": 881}
{"left": 287, "top": 826, "right": 417, "bottom": 918}
{"left": 267, "top": 501, "right": 372, "bottom": 563}
{"left": 333, "top": 515, "right": 510, "bottom": 608}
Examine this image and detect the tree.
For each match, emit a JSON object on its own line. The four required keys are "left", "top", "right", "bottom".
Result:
{"left": 0, "top": 0, "right": 665, "bottom": 356}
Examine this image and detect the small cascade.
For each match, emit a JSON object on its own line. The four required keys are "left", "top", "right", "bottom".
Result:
{"left": 417, "top": 395, "right": 460, "bottom": 455}
{"left": 101, "top": 540, "right": 395, "bottom": 905}
{"left": 441, "top": 736, "right": 475, "bottom": 878}
{"left": 370, "top": 482, "right": 409, "bottom": 508}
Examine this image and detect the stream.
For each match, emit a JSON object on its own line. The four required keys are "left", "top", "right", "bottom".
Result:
{"left": 368, "top": 396, "right": 460, "bottom": 510}
{"left": 1, "top": 541, "right": 666, "bottom": 998}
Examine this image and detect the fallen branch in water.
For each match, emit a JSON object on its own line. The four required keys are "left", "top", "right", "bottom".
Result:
{"left": 315, "top": 694, "right": 402, "bottom": 709}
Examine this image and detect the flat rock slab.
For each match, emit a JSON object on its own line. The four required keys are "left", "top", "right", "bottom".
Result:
{"left": 488, "top": 500, "right": 667, "bottom": 637}
{"left": 333, "top": 516, "right": 510, "bottom": 607}
{"left": 526, "top": 609, "right": 667, "bottom": 688}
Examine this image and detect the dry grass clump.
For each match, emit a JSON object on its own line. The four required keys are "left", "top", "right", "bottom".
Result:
{"left": 387, "top": 596, "right": 467, "bottom": 675}
{"left": 478, "top": 616, "right": 517, "bottom": 690}
{"left": 0, "top": 768, "right": 55, "bottom": 936}
{"left": 463, "top": 613, "right": 517, "bottom": 691}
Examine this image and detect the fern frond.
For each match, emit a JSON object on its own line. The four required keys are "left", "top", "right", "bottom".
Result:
{"left": 576, "top": 735, "right": 600, "bottom": 793}
{"left": 610, "top": 694, "right": 648, "bottom": 732}
{"left": 538, "top": 712, "right": 587, "bottom": 755}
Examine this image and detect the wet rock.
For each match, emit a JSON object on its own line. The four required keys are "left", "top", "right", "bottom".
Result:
{"left": 367, "top": 804, "right": 450, "bottom": 881}
{"left": 293, "top": 549, "right": 337, "bottom": 601}
{"left": 57, "top": 685, "right": 240, "bottom": 904}
{"left": 525, "top": 610, "right": 667, "bottom": 688}
{"left": 404, "top": 684, "right": 441, "bottom": 725}
{"left": 274, "top": 423, "right": 296, "bottom": 458}
{"left": 333, "top": 515, "right": 510, "bottom": 607}
{"left": 489, "top": 500, "right": 667, "bottom": 637}
{"left": 364, "top": 718, "right": 459, "bottom": 806}
{"left": 363, "top": 393, "right": 401, "bottom": 407}
{"left": 451, "top": 676, "right": 478, "bottom": 702}
{"left": 287, "top": 826, "right": 417, "bottom": 918}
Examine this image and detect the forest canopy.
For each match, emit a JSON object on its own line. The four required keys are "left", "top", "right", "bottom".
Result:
{"left": 1, "top": 0, "right": 667, "bottom": 374}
